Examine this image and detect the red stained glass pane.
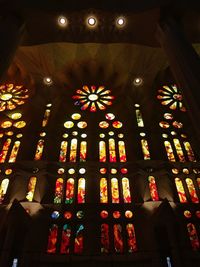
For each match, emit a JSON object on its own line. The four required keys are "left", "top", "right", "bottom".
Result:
{"left": 109, "top": 139, "right": 116, "bottom": 162}
{"left": 112, "top": 121, "right": 122, "bottom": 128}
{"left": 0, "top": 138, "right": 11, "bottom": 163}
{"left": 164, "top": 141, "right": 176, "bottom": 162}
{"left": 54, "top": 178, "right": 64, "bottom": 204}
{"left": 70, "top": 139, "right": 77, "bottom": 162}
{"left": 34, "top": 139, "right": 44, "bottom": 160}
{"left": 141, "top": 139, "right": 151, "bottom": 160}
{"left": 118, "top": 141, "right": 127, "bottom": 162}
{"left": 59, "top": 141, "right": 68, "bottom": 162}
{"left": 183, "top": 141, "right": 196, "bottom": 162}
{"left": 148, "top": 176, "right": 159, "bottom": 201}
{"left": 74, "top": 225, "right": 84, "bottom": 254}
{"left": 122, "top": 178, "right": 131, "bottom": 203}
{"left": 26, "top": 176, "right": 37, "bottom": 202}
{"left": 60, "top": 224, "right": 71, "bottom": 254}
{"left": 65, "top": 178, "right": 74, "bottom": 204}
{"left": 175, "top": 178, "right": 187, "bottom": 203}
{"left": 187, "top": 223, "right": 200, "bottom": 251}
{"left": 99, "top": 141, "right": 106, "bottom": 162}
{"left": 100, "top": 178, "right": 108, "bottom": 203}
{"left": 8, "top": 141, "right": 20, "bottom": 163}
{"left": 77, "top": 178, "right": 85, "bottom": 203}
{"left": 113, "top": 224, "right": 123, "bottom": 253}
{"left": 186, "top": 178, "right": 199, "bottom": 203}
{"left": 47, "top": 224, "right": 58, "bottom": 254}
{"left": 126, "top": 224, "right": 137, "bottom": 253}
{"left": 111, "top": 178, "right": 119, "bottom": 203}
{"left": 100, "top": 210, "right": 108, "bottom": 219}
{"left": 101, "top": 224, "right": 109, "bottom": 253}
{"left": 80, "top": 141, "right": 87, "bottom": 162}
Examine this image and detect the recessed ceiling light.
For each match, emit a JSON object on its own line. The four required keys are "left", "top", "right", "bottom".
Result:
{"left": 43, "top": 77, "right": 53, "bottom": 86}
{"left": 57, "top": 16, "right": 68, "bottom": 27}
{"left": 87, "top": 16, "right": 97, "bottom": 27}
{"left": 116, "top": 17, "right": 126, "bottom": 27}
{"left": 133, "top": 77, "right": 143, "bottom": 86}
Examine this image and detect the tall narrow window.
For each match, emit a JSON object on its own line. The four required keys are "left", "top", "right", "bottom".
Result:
{"left": 187, "top": 223, "right": 200, "bottom": 251}
{"left": 141, "top": 139, "right": 150, "bottom": 160}
{"left": 59, "top": 141, "right": 68, "bottom": 162}
{"left": 77, "top": 178, "right": 85, "bottom": 203}
{"left": 113, "top": 224, "right": 123, "bottom": 253}
{"left": 70, "top": 138, "right": 77, "bottom": 162}
{"left": 60, "top": 224, "right": 71, "bottom": 254}
{"left": 74, "top": 224, "right": 84, "bottom": 254}
{"left": 100, "top": 178, "right": 108, "bottom": 203}
{"left": 148, "top": 176, "right": 159, "bottom": 201}
{"left": 26, "top": 176, "right": 37, "bottom": 202}
{"left": 101, "top": 224, "right": 109, "bottom": 253}
{"left": 0, "top": 178, "right": 9, "bottom": 203}
{"left": 183, "top": 141, "right": 196, "bottom": 162}
{"left": 185, "top": 178, "right": 199, "bottom": 203}
{"left": 65, "top": 178, "right": 74, "bottom": 204}
{"left": 80, "top": 141, "right": 87, "bottom": 162}
{"left": 47, "top": 224, "right": 58, "bottom": 254}
{"left": 54, "top": 178, "right": 64, "bottom": 204}
{"left": 197, "top": 178, "right": 200, "bottom": 190}
{"left": 99, "top": 141, "right": 106, "bottom": 162}
{"left": 42, "top": 109, "right": 51, "bottom": 127}
{"left": 0, "top": 139, "right": 11, "bottom": 163}
{"left": 111, "top": 178, "right": 119, "bottom": 203}
{"left": 126, "top": 224, "right": 137, "bottom": 252}
{"left": 173, "top": 139, "right": 185, "bottom": 162}
{"left": 109, "top": 139, "right": 116, "bottom": 162}
{"left": 34, "top": 139, "right": 44, "bottom": 160}
{"left": 9, "top": 141, "right": 20, "bottom": 163}
{"left": 118, "top": 141, "right": 127, "bottom": 162}
{"left": 122, "top": 178, "right": 131, "bottom": 203}
{"left": 136, "top": 109, "right": 144, "bottom": 127}
{"left": 164, "top": 141, "right": 176, "bottom": 161}
{"left": 175, "top": 178, "right": 187, "bottom": 203}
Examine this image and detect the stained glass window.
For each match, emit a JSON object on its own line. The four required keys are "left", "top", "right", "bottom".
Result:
{"left": 164, "top": 141, "right": 176, "bottom": 161}
{"left": 122, "top": 178, "right": 131, "bottom": 203}
{"left": 148, "top": 176, "right": 159, "bottom": 201}
{"left": 9, "top": 141, "right": 20, "bottom": 163}
{"left": 59, "top": 141, "right": 68, "bottom": 162}
{"left": 47, "top": 224, "right": 58, "bottom": 254}
{"left": 99, "top": 141, "right": 106, "bottom": 162}
{"left": 70, "top": 138, "right": 77, "bottom": 162}
{"left": 173, "top": 139, "right": 185, "bottom": 162}
{"left": 187, "top": 223, "right": 200, "bottom": 251}
{"left": 34, "top": 139, "right": 44, "bottom": 160}
{"left": 113, "top": 224, "right": 123, "bottom": 253}
{"left": 60, "top": 224, "right": 71, "bottom": 254}
{"left": 65, "top": 178, "right": 74, "bottom": 204}
{"left": 175, "top": 178, "right": 187, "bottom": 203}
{"left": 77, "top": 178, "right": 85, "bottom": 203}
{"left": 118, "top": 141, "right": 127, "bottom": 162}
{"left": 74, "top": 224, "right": 84, "bottom": 254}
{"left": 0, "top": 138, "right": 11, "bottom": 163}
{"left": 26, "top": 176, "right": 37, "bottom": 202}
{"left": 100, "top": 178, "right": 108, "bottom": 203}
{"left": 136, "top": 109, "right": 144, "bottom": 127}
{"left": 109, "top": 139, "right": 116, "bottom": 162}
{"left": 42, "top": 109, "right": 51, "bottom": 127}
{"left": 141, "top": 139, "right": 150, "bottom": 160}
{"left": 185, "top": 178, "right": 199, "bottom": 203}
{"left": 80, "top": 141, "right": 87, "bottom": 162}
{"left": 183, "top": 141, "right": 196, "bottom": 162}
{"left": 126, "top": 224, "right": 137, "bottom": 252}
{"left": 101, "top": 223, "right": 109, "bottom": 253}
{"left": 0, "top": 178, "right": 9, "bottom": 203}
{"left": 111, "top": 178, "right": 119, "bottom": 203}
{"left": 54, "top": 178, "right": 64, "bottom": 204}
{"left": 197, "top": 178, "right": 200, "bottom": 190}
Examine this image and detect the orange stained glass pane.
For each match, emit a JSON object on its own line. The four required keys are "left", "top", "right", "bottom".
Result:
{"left": 186, "top": 178, "right": 199, "bottom": 203}
{"left": 60, "top": 224, "right": 71, "bottom": 254}
{"left": 0, "top": 138, "right": 11, "bottom": 163}
{"left": 122, "top": 178, "right": 131, "bottom": 203}
{"left": 164, "top": 141, "right": 176, "bottom": 161}
{"left": 65, "top": 178, "right": 74, "bottom": 204}
{"left": 148, "top": 176, "right": 159, "bottom": 201}
{"left": 111, "top": 178, "right": 119, "bottom": 203}
{"left": 42, "top": 109, "right": 51, "bottom": 127}
{"left": 113, "top": 224, "right": 123, "bottom": 253}
{"left": 175, "top": 178, "right": 187, "bottom": 203}
{"left": 26, "top": 176, "right": 37, "bottom": 202}
{"left": 126, "top": 224, "right": 137, "bottom": 253}
{"left": 47, "top": 224, "right": 58, "bottom": 254}
{"left": 187, "top": 223, "right": 200, "bottom": 251}
{"left": 8, "top": 141, "right": 20, "bottom": 163}
{"left": 54, "top": 178, "right": 64, "bottom": 204}
{"left": 118, "top": 141, "right": 127, "bottom": 162}
{"left": 34, "top": 139, "right": 44, "bottom": 160}
{"left": 173, "top": 139, "right": 185, "bottom": 162}
{"left": 136, "top": 109, "right": 144, "bottom": 127}
{"left": 109, "top": 139, "right": 116, "bottom": 162}
{"left": 77, "top": 178, "right": 85, "bottom": 203}
{"left": 100, "top": 178, "right": 108, "bottom": 203}
{"left": 74, "top": 224, "right": 84, "bottom": 254}
{"left": 59, "top": 141, "right": 68, "bottom": 162}
{"left": 70, "top": 139, "right": 77, "bottom": 162}
{"left": 101, "top": 224, "right": 109, "bottom": 253}
{"left": 99, "top": 141, "right": 106, "bottom": 162}
{"left": 183, "top": 141, "right": 196, "bottom": 162}
{"left": 141, "top": 139, "right": 150, "bottom": 160}
{"left": 80, "top": 141, "right": 87, "bottom": 162}
{"left": 197, "top": 178, "right": 200, "bottom": 190}
{"left": 0, "top": 178, "right": 9, "bottom": 204}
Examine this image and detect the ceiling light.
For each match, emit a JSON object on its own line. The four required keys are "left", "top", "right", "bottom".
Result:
{"left": 87, "top": 16, "right": 97, "bottom": 27}
{"left": 57, "top": 16, "right": 68, "bottom": 27}
{"left": 116, "top": 17, "right": 126, "bottom": 27}
{"left": 43, "top": 77, "right": 53, "bottom": 86}
{"left": 133, "top": 77, "right": 143, "bottom": 86}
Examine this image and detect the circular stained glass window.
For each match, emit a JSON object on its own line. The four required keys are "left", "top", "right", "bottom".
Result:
{"left": 159, "top": 121, "right": 170, "bottom": 128}
{"left": 13, "top": 121, "right": 26, "bottom": 128}
{"left": 172, "top": 168, "right": 179, "bottom": 174}
{"left": 162, "top": 134, "right": 168, "bottom": 138}
{"left": 111, "top": 168, "right": 117, "bottom": 174}
{"left": 100, "top": 168, "right": 107, "bottom": 174}
{"left": 172, "top": 121, "right": 183, "bottom": 129}
{"left": 108, "top": 131, "right": 114, "bottom": 136}
{"left": 181, "top": 134, "right": 187, "bottom": 138}
{"left": 46, "top": 103, "right": 52, "bottom": 107}
{"left": 81, "top": 133, "right": 87, "bottom": 138}
{"left": 51, "top": 211, "right": 60, "bottom": 219}
{"left": 163, "top": 113, "right": 173, "bottom": 120}
{"left": 135, "top": 104, "right": 140, "bottom": 107}
{"left": 140, "top": 132, "right": 146, "bottom": 137}
{"left": 72, "top": 131, "right": 78, "bottom": 136}
{"left": 193, "top": 168, "right": 200, "bottom": 174}
{"left": 183, "top": 168, "right": 189, "bottom": 174}
{"left": 57, "top": 168, "right": 65, "bottom": 174}
{"left": 64, "top": 211, "right": 72, "bottom": 219}
{"left": 5, "top": 131, "right": 13, "bottom": 136}
{"left": 99, "top": 121, "right": 109, "bottom": 128}
{"left": 112, "top": 121, "right": 122, "bottom": 128}
{"left": 184, "top": 210, "right": 192, "bottom": 219}
{"left": 105, "top": 113, "right": 115, "bottom": 120}
{"left": 5, "top": 169, "right": 12, "bottom": 175}
{"left": 71, "top": 113, "right": 81, "bottom": 120}
{"left": 16, "top": 133, "right": 23, "bottom": 138}
{"left": 171, "top": 131, "right": 177, "bottom": 136}
{"left": 9, "top": 112, "right": 22, "bottom": 120}
{"left": 64, "top": 121, "right": 74, "bottom": 129}
{"left": 40, "top": 132, "right": 46, "bottom": 137}
{"left": 99, "top": 133, "right": 105, "bottom": 138}
{"left": 125, "top": 210, "right": 133, "bottom": 219}
{"left": 113, "top": 211, "right": 121, "bottom": 219}
{"left": 77, "top": 121, "right": 87, "bottom": 129}
{"left": 121, "top": 168, "right": 128, "bottom": 174}
{"left": 0, "top": 133, "right": 4, "bottom": 138}
{"left": 76, "top": 211, "right": 84, "bottom": 219}
{"left": 79, "top": 168, "right": 86, "bottom": 174}
{"left": 118, "top": 133, "right": 124, "bottom": 138}
{"left": 62, "top": 133, "right": 69, "bottom": 138}
{"left": 68, "top": 168, "right": 75, "bottom": 174}
{"left": 196, "top": 211, "right": 200, "bottom": 218}
{"left": 100, "top": 210, "right": 108, "bottom": 219}
{"left": 1, "top": 121, "right": 12, "bottom": 128}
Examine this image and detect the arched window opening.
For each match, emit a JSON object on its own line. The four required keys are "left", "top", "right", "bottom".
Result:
{"left": 74, "top": 224, "right": 84, "bottom": 254}
{"left": 47, "top": 224, "right": 58, "bottom": 254}
{"left": 173, "top": 139, "right": 185, "bottom": 162}
{"left": 34, "top": 139, "right": 44, "bottom": 160}
{"left": 42, "top": 109, "right": 51, "bottom": 127}
{"left": 60, "top": 224, "right": 71, "bottom": 254}
{"left": 141, "top": 139, "right": 150, "bottom": 160}
{"left": 26, "top": 176, "right": 37, "bottom": 202}
{"left": 9, "top": 141, "right": 20, "bottom": 163}
{"left": 113, "top": 224, "right": 123, "bottom": 253}
{"left": 99, "top": 141, "right": 106, "bottom": 162}
{"left": 77, "top": 178, "right": 85, "bottom": 203}
{"left": 109, "top": 138, "right": 116, "bottom": 162}
{"left": 175, "top": 178, "right": 187, "bottom": 203}
{"left": 101, "top": 223, "right": 109, "bottom": 253}
{"left": 0, "top": 138, "right": 11, "bottom": 163}
{"left": 187, "top": 223, "right": 200, "bottom": 251}
{"left": 54, "top": 178, "right": 64, "bottom": 204}
{"left": 0, "top": 178, "right": 9, "bottom": 203}
{"left": 122, "top": 178, "right": 131, "bottom": 203}
{"left": 59, "top": 141, "right": 68, "bottom": 162}
{"left": 185, "top": 178, "right": 199, "bottom": 203}
{"left": 70, "top": 138, "right": 77, "bottom": 162}
{"left": 111, "top": 178, "right": 119, "bottom": 203}
{"left": 135, "top": 109, "right": 144, "bottom": 127}
{"left": 80, "top": 141, "right": 87, "bottom": 162}
{"left": 100, "top": 178, "right": 108, "bottom": 203}
{"left": 164, "top": 141, "right": 176, "bottom": 162}
{"left": 126, "top": 224, "right": 137, "bottom": 252}
{"left": 65, "top": 178, "right": 75, "bottom": 204}
{"left": 118, "top": 141, "right": 127, "bottom": 162}
{"left": 148, "top": 176, "right": 159, "bottom": 201}
{"left": 183, "top": 141, "right": 196, "bottom": 162}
